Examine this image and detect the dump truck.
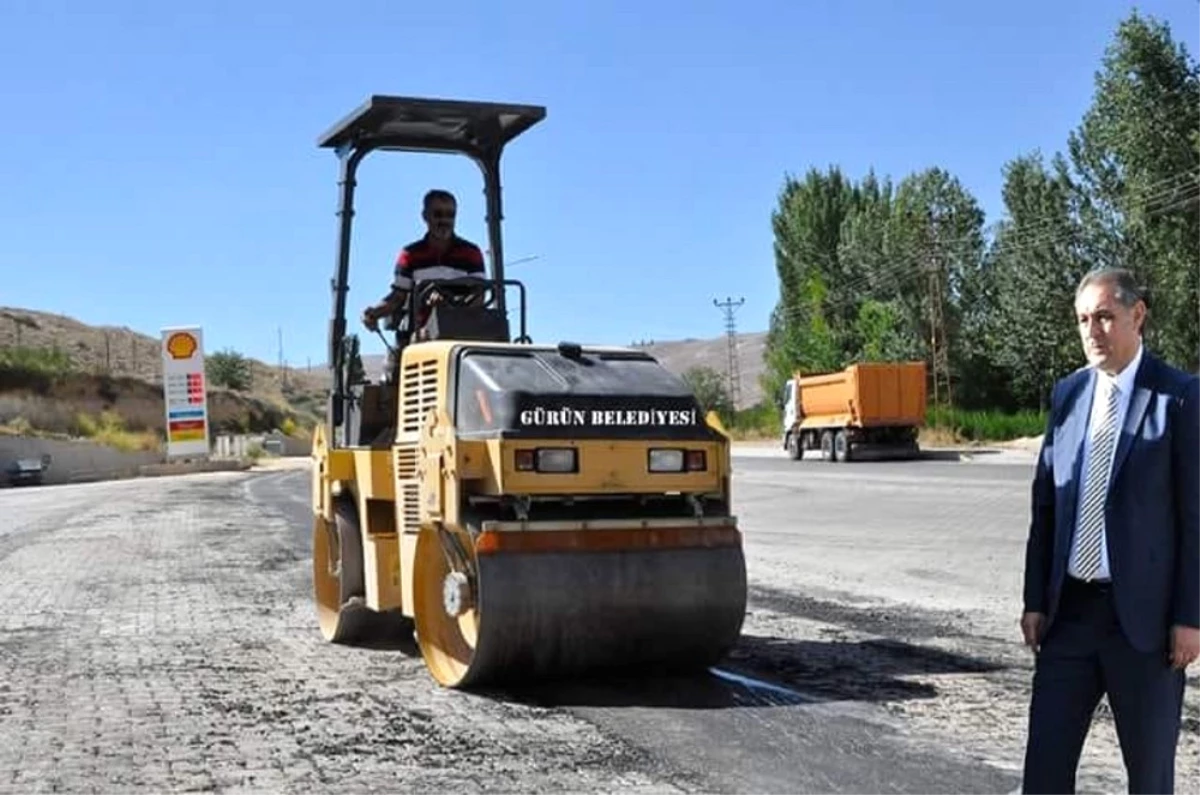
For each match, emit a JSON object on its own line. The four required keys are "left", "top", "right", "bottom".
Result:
{"left": 780, "top": 361, "right": 926, "bottom": 462}
{"left": 310, "top": 94, "right": 748, "bottom": 690}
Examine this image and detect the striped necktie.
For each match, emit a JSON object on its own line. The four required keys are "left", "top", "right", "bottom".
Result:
{"left": 1073, "top": 378, "right": 1121, "bottom": 580}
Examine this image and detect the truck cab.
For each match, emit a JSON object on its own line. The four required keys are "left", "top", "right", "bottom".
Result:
{"left": 780, "top": 379, "right": 800, "bottom": 457}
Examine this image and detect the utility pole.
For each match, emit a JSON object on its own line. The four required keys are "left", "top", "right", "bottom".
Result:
{"left": 926, "top": 211, "right": 952, "bottom": 408}
{"left": 713, "top": 296, "right": 745, "bottom": 408}
{"left": 278, "top": 326, "right": 288, "bottom": 387}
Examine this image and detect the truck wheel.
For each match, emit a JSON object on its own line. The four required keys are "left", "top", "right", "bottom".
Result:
{"left": 834, "top": 430, "right": 851, "bottom": 462}
{"left": 820, "top": 430, "right": 834, "bottom": 462}
{"left": 786, "top": 433, "right": 802, "bottom": 460}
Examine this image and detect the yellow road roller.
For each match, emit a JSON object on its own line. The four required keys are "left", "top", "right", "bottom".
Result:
{"left": 310, "top": 94, "right": 748, "bottom": 689}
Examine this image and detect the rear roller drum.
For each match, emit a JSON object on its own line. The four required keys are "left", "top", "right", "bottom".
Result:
{"left": 313, "top": 498, "right": 409, "bottom": 644}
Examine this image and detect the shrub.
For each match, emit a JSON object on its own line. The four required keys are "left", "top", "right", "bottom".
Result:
{"left": 74, "top": 410, "right": 161, "bottom": 452}
{"left": 0, "top": 345, "right": 76, "bottom": 376}
{"left": 927, "top": 405, "right": 1046, "bottom": 442}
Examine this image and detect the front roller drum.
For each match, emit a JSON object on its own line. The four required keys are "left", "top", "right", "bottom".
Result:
{"left": 413, "top": 523, "right": 748, "bottom": 689}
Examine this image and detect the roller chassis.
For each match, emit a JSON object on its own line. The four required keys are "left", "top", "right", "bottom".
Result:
{"left": 310, "top": 95, "right": 748, "bottom": 690}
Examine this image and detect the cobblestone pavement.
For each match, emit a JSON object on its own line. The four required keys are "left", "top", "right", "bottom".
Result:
{"left": 0, "top": 473, "right": 689, "bottom": 793}
{"left": 2, "top": 456, "right": 1194, "bottom": 794}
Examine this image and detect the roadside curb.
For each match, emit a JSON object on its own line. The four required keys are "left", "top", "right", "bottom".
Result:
{"left": 730, "top": 441, "right": 1038, "bottom": 466}
{"left": 249, "top": 457, "right": 313, "bottom": 472}
{"left": 138, "top": 460, "right": 253, "bottom": 478}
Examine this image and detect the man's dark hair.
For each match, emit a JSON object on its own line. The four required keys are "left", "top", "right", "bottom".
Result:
{"left": 423, "top": 189, "right": 456, "bottom": 210}
{"left": 1075, "top": 267, "right": 1147, "bottom": 309}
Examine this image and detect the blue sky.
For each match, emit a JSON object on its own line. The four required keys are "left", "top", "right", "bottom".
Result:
{"left": 1, "top": 0, "right": 1196, "bottom": 371}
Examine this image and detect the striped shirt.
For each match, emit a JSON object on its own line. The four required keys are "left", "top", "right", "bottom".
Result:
{"left": 392, "top": 235, "right": 487, "bottom": 327}
{"left": 392, "top": 234, "right": 486, "bottom": 291}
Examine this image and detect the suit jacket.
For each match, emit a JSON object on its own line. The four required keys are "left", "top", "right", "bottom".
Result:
{"left": 1022, "top": 349, "right": 1199, "bottom": 653}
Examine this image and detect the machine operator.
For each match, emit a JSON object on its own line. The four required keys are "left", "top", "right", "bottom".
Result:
{"left": 361, "top": 189, "right": 488, "bottom": 379}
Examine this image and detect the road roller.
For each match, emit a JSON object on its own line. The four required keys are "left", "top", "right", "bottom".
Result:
{"left": 310, "top": 94, "right": 748, "bottom": 689}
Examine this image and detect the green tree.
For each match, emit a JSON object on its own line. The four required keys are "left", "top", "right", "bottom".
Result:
{"left": 1066, "top": 10, "right": 1200, "bottom": 371}
{"left": 207, "top": 348, "right": 253, "bottom": 392}
{"left": 981, "top": 152, "right": 1090, "bottom": 409}
{"left": 761, "top": 165, "right": 985, "bottom": 407}
{"left": 764, "top": 166, "right": 857, "bottom": 400}
{"left": 853, "top": 299, "right": 922, "bottom": 362}
{"left": 881, "top": 168, "right": 987, "bottom": 406}
{"left": 757, "top": 9, "right": 1198, "bottom": 416}
{"left": 682, "top": 365, "right": 733, "bottom": 420}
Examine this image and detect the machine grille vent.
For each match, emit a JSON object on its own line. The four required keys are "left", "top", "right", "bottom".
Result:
{"left": 400, "top": 482, "right": 420, "bottom": 529}
{"left": 400, "top": 358, "right": 439, "bottom": 434}
{"left": 395, "top": 446, "right": 419, "bottom": 480}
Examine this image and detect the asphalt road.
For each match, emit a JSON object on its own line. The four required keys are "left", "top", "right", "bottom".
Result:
{"left": 1, "top": 451, "right": 1195, "bottom": 793}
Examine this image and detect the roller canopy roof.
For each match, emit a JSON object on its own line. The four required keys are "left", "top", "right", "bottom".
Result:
{"left": 317, "top": 95, "right": 547, "bottom": 155}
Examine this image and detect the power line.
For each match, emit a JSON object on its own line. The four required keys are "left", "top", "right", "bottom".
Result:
{"left": 712, "top": 296, "right": 745, "bottom": 408}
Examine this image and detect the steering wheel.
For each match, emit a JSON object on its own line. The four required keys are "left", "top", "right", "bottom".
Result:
{"left": 415, "top": 277, "right": 496, "bottom": 310}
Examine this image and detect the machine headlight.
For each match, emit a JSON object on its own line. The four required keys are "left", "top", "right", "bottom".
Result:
{"left": 537, "top": 448, "right": 577, "bottom": 473}
{"left": 516, "top": 447, "right": 578, "bottom": 473}
{"left": 648, "top": 448, "right": 685, "bottom": 472}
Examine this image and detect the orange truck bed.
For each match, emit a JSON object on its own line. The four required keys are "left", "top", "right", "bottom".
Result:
{"left": 796, "top": 361, "right": 927, "bottom": 428}
{"left": 782, "top": 360, "right": 927, "bottom": 461}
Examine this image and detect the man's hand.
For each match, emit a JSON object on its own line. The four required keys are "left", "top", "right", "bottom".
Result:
{"left": 1021, "top": 611, "right": 1046, "bottom": 654}
{"left": 1170, "top": 625, "right": 1199, "bottom": 670}
{"left": 362, "top": 306, "right": 380, "bottom": 332}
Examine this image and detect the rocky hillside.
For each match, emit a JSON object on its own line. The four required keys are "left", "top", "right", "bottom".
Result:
{"left": 0, "top": 307, "right": 326, "bottom": 404}
{"left": 0, "top": 306, "right": 328, "bottom": 442}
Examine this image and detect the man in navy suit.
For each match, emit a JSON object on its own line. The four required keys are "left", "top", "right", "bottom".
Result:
{"left": 1020, "top": 267, "right": 1199, "bottom": 793}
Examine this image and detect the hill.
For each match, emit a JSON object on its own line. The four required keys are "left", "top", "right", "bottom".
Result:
{"left": 1, "top": 306, "right": 327, "bottom": 400}
{"left": 354, "top": 331, "right": 770, "bottom": 411}
{"left": 631, "top": 332, "right": 769, "bottom": 410}
{"left": 1, "top": 305, "right": 773, "bottom": 452}
{"left": 0, "top": 306, "right": 328, "bottom": 445}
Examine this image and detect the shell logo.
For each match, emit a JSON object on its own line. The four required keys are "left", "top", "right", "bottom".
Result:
{"left": 166, "top": 332, "right": 198, "bottom": 360}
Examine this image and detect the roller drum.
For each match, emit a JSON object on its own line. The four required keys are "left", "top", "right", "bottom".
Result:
{"left": 414, "top": 522, "right": 747, "bottom": 689}
{"left": 313, "top": 500, "right": 412, "bottom": 645}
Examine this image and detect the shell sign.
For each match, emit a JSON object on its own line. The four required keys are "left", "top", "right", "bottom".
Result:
{"left": 160, "top": 325, "right": 209, "bottom": 459}
{"left": 166, "top": 331, "right": 199, "bottom": 361}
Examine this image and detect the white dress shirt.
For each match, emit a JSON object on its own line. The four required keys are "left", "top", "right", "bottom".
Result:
{"left": 1067, "top": 341, "right": 1144, "bottom": 581}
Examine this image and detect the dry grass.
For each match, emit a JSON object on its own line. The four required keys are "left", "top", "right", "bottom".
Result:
{"left": 0, "top": 374, "right": 166, "bottom": 427}
{"left": 0, "top": 364, "right": 315, "bottom": 449}
{"left": 75, "top": 411, "right": 162, "bottom": 452}
{"left": 918, "top": 425, "right": 963, "bottom": 448}
{"left": 0, "top": 396, "right": 160, "bottom": 451}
